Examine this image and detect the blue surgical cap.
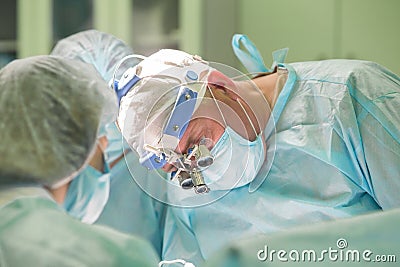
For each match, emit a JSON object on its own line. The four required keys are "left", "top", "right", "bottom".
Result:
{"left": 51, "top": 29, "right": 134, "bottom": 83}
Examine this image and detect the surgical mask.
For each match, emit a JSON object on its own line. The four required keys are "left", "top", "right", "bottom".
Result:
{"left": 201, "top": 127, "right": 264, "bottom": 190}
{"left": 48, "top": 140, "right": 100, "bottom": 190}
{"left": 201, "top": 85, "right": 266, "bottom": 191}
{"left": 104, "top": 122, "right": 129, "bottom": 164}
{"left": 155, "top": 73, "right": 266, "bottom": 194}
{"left": 63, "top": 159, "right": 110, "bottom": 224}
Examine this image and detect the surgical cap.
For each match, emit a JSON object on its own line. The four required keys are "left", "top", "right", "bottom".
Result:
{"left": 51, "top": 30, "right": 135, "bottom": 137}
{"left": 117, "top": 49, "right": 210, "bottom": 159}
{"left": 51, "top": 29, "right": 134, "bottom": 83}
{"left": 0, "top": 55, "right": 118, "bottom": 186}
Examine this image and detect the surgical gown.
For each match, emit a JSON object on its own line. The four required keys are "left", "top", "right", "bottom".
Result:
{"left": 0, "top": 189, "right": 159, "bottom": 267}
{"left": 51, "top": 30, "right": 167, "bottom": 255}
{"left": 96, "top": 147, "right": 166, "bottom": 255}
{"left": 162, "top": 60, "right": 400, "bottom": 265}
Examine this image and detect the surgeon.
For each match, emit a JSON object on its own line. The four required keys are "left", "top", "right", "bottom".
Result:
{"left": 49, "top": 29, "right": 166, "bottom": 255}
{"left": 115, "top": 34, "right": 400, "bottom": 265}
{"left": 0, "top": 55, "right": 159, "bottom": 266}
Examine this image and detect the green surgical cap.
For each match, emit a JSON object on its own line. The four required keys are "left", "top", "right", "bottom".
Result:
{"left": 0, "top": 55, "right": 118, "bottom": 186}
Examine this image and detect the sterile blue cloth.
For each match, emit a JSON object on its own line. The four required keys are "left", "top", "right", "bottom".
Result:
{"left": 162, "top": 60, "right": 400, "bottom": 265}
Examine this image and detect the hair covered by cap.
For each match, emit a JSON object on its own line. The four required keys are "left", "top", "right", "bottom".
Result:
{"left": 50, "top": 29, "right": 134, "bottom": 138}
{"left": 117, "top": 49, "right": 209, "bottom": 158}
{"left": 0, "top": 55, "right": 117, "bottom": 186}
{"left": 51, "top": 29, "right": 134, "bottom": 83}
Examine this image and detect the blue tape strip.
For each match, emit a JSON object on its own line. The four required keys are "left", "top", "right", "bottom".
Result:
{"left": 140, "top": 87, "right": 198, "bottom": 169}
{"left": 164, "top": 87, "right": 198, "bottom": 139}
{"left": 114, "top": 75, "right": 141, "bottom": 104}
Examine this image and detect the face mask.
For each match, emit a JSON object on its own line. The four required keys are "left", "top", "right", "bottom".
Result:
{"left": 104, "top": 122, "right": 130, "bottom": 164}
{"left": 63, "top": 160, "right": 110, "bottom": 224}
{"left": 200, "top": 126, "right": 265, "bottom": 191}
{"left": 200, "top": 85, "right": 266, "bottom": 191}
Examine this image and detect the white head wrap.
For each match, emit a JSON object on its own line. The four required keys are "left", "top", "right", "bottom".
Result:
{"left": 117, "top": 49, "right": 211, "bottom": 159}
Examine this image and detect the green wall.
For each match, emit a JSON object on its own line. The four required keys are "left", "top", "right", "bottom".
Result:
{"left": 238, "top": 0, "right": 400, "bottom": 75}
{"left": 14, "top": 0, "right": 400, "bottom": 75}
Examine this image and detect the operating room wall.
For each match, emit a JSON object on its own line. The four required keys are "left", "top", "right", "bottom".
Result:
{"left": 237, "top": 0, "right": 400, "bottom": 75}
{"left": 1, "top": 0, "right": 399, "bottom": 75}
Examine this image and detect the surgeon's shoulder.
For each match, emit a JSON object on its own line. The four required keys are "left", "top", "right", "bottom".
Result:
{"left": 289, "top": 59, "right": 399, "bottom": 84}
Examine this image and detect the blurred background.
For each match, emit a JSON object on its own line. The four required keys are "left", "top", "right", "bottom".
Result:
{"left": 1, "top": 0, "right": 399, "bottom": 74}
